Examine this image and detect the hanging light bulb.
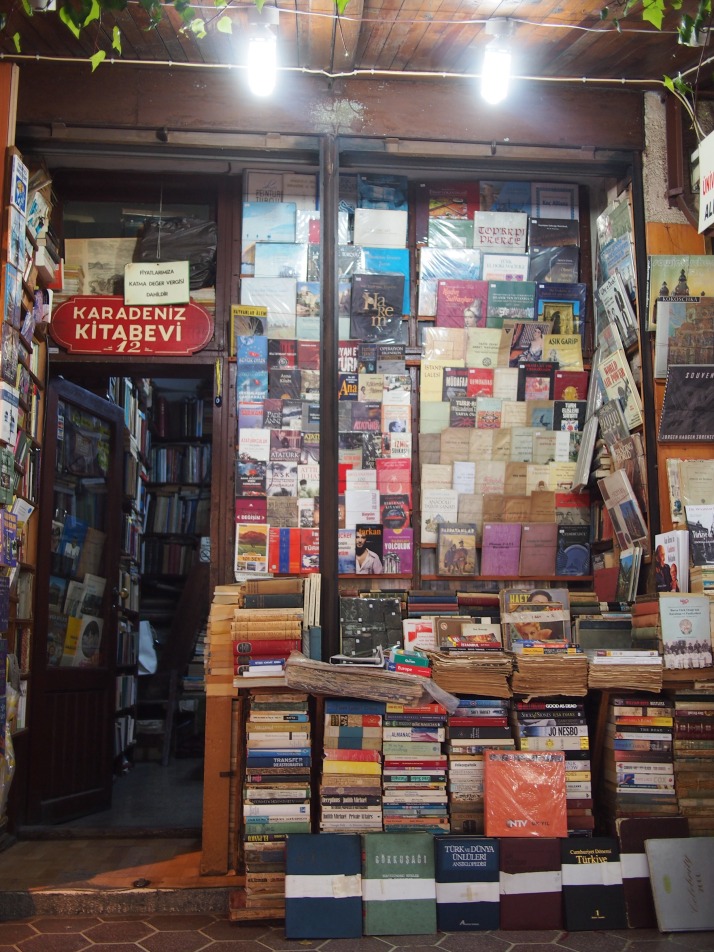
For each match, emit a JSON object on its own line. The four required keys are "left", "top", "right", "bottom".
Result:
{"left": 480, "top": 19, "right": 514, "bottom": 105}
{"left": 246, "top": 7, "right": 279, "bottom": 97}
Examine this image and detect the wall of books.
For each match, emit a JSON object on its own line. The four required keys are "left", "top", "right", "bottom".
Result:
{"left": 232, "top": 172, "right": 652, "bottom": 600}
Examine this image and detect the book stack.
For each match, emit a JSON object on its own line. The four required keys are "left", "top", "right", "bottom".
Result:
{"left": 672, "top": 690, "right": 714, "bottom": 834}
{"left": 447, "top": 697, "right": 514, "bottom": 834}
{"left": 407, "top": 590, "right": 459, "bottom": 617}
{"left": 510, "top": 698, "right": 593, "bottom": 833}
{"left": 456, "top": 589, "right": 501, "bottom": 620}
{"left": 428, "top": 614, "right": 512, "bottom": 696}
{"left": 227, "top": 578, "right": 304, "bottom": 683}
{"left": 586, "top": 648, "right": 663, "bottom": 692}
{"left": 242, "top": 690, "right": 312, "bottom": 914}
{"left": 630, "top": 593, "right": 660, "bottom": 649}
{"left": 319, "top": 697, "right": 384, "bottom": 833}
{"left": 205, "top": 583, "right": 243, "bottom": 697}
{"left": 690, "top": 564, "right": 714, "bottom": 595}
{"left": 510, "top": 653, "right": 588, "bottom": 697}
{"left": 601, "top": 693, "right": 677, "bottom": 819}
{"left": 381, "top": 702, "right": 450, "bottom": 833}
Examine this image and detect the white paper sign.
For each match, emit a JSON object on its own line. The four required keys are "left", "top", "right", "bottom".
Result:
{"left": 124, "top": 261, "right": 190, "bottom": 304}
{"left": 698, "top": 128, "right": 714, "bottom": 232}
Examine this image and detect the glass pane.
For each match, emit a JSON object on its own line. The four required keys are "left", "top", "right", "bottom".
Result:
{"left": 46, "top": 399, "right": 111, "bottom": 669}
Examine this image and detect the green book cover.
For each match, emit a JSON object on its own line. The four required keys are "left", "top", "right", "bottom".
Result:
{"left": 361, "top": 832, "right": 437, "bottom": 935}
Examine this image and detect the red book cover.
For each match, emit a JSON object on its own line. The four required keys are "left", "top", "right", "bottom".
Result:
{"left": 499, "top": 838, "right": 564, "bottom": 930}
{"left": 448, "top": 717, "right": 509, "bottom": 727}
{"left": 297, "top": 339, "right": 321, "bottom": 369}
{"left": 466, "top": 367, "right": 494, "bottom": 397}
{"left": 235, "top": 497, "right": 267, "bottom": 524}
{"left": 436, "top": 279, "right": 489, "bottom": 328}
{"left": 300, "top": 528, "right": 320, "bottom": 574}
{"left": 232, "top": 638, "right": 302, "bottom": 656}
{"left": 414, "top": 180, "right": 481, "bottom": 245}
{"left": 484, "top": 749, "right": 568, "bottom": 838}
{"left": 376, "top": 458, "right": 412, "bottom": 503}
{"left": 553, "top": 369, "right": 589, "bottom": 400}
{"left": 323, "top": 748, "right": 382, "bottom": 762}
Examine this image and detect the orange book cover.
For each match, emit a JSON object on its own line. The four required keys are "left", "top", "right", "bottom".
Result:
{"left": 484, "top": 750, "right": 568, "bottom": 837}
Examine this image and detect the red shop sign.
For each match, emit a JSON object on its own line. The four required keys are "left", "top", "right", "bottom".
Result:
{"left": 50, "top": 295, "right": 214, "bottom": 356}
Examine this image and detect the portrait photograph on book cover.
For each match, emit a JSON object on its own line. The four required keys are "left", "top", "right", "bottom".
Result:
{"left": 658, "top": 365, "right": 714, "bottom": 441}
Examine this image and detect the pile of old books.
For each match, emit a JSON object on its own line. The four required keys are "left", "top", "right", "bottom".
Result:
{"left": 241, "top": 690, "right": 312, "bottom": 914}
{"left": 586, "top": 648, "right": 663, "bottom": 692}
{"left": 428, "top": 615, "right": 512, "bottom": 697}
{"left": 672, "top": 690, "right": 714, "bottom": 835}
{"left": 447, "top": 697, "right": 515, "bottom": 835}
{"left": 510, "top": 698, "right": 594, "bottom": 834}
{"left": 284, "top": 652, "right": 436, "bottom": 706}
{"left": 382, "top": 702, "right": 450, "bottom": 833}
{"left": 319, "top": 697, "right": 384, "bottom": 833}
{"left": 601, "top": 693, "right": 677, "bottom": 820}
{"left": 510, "top": 652, "right": 588, "bottom": 696}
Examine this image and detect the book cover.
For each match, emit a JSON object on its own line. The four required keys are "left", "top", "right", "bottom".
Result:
{"left": 529, "top": 217, "right": 580, "bottom": 250}
{"left": 300, "top": 527, "right": 320, "bottom": 573}
{"left": 267, "top": 337, "right": 298, "bottom": 370}
{"left": 361, "top": 832, "right": 437, "bottom": 936}
{"left": 535, "top": 282, "right": 587, "bottom": 335}
{"left": 658, "top": 593, "right": 712, "bottom": 670}
{"left": 350, "top": 273, "right": 405, "bottom": 342}
{"left": 518, "top": 523, "right": 557, "bottom": 577}
{"left": 646, "top": 254, "right": 714, "bottom": 328}
{"left": 480, "top": 523, "right": 522, "bottom": 577}
{"left": 414, "top": 181, "right": 481, "bottom": 245}
{"left": 383, "top": 527, "right": 414, "bottom": 575}
{"left": 516, "top": 361, "right": 558, "bottom": 401}
{"left": 596, "top": 346, "right": 643, "bottom": 431}
{"left": 266, "top": 462, "right": 298, "bottom": 497}
{"left": 499, "top": 838, "right": 564, "bottom": 930}
{"left": 484, "top": 750, "right": 568, "bottom": 838}
{"left": 362, "top": 246, "right": 411, "bottom": 316}
{"left": 553, "top": 370, "right": 589, "bottom": 400}
{"left": 435, "top": 837, "right": 500, "bottom": 931}
{"left": 285, "top": 833, "right": 362, "bottom": 938}
{"left": 615, "top": 816, "right": 690, "bottom": 929}
{"left": 486, "top": 281, "right": 536, "bottom": 324}
{"left": 598, "top": 469, "right": 649, "bottom": 550}
{"left": 555, "top": 525, "right": 591, "bottom": 576}
{"left": 645, "top": 837, "right": 714, "bottom": 931}
{"left": 421, "top": 489, "right": 459, "bottom": 544}
{"left": 528, "top": 246, "right": 580, "bottom": 284}
{"left": 482, "top": 253, "right": 530, "bottom": 283}
{"left": 236, "top": 334, "right": 268, "bottom": 369}
{"left": 560, "top": 838, "right": 627, "bottom": 931}
{"left": 437, "top": 523, "right": 478, "bottom": 576}
{"left": 355, "top": 524, "right": 383, "bottom": 575}
{"left": 436, "top": 279, "right": 489, "bottom": 328}
{"left": 234, "top": 524, "right": 269, "bottom": 576}
{"left": 269, "top": 430, "right": 302, "bottom": 463}
{"left": 473, "top": 211, "right": 528, "bottom": 252}
{"left": 353, "top": 208, "right": 408, "bottom": 248}
{"left": 685, "top": 504, "right": 714, "bottom": 565}
{"left": 427, "top": 218, "right": 474, "bottom": 249}
{"left": 542, "top": 334, "right": 583, "bottom": 371}
{"left": 659, "top": 365, "right": 714, "bottom": 441}
{"left": 254, "top": 241, "right": 307, "bottom": 280}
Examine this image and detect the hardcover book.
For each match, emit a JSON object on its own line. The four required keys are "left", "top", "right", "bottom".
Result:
{"left": 685, "top": 504, "right": 714, "bottom": 565}
{"left": 480, "top": 523, "right": 522, "bottom": 577}
{"left": 482, "top": 253, "right": 530, "bottom": 283}
{"left": 658, "top": 593, "right": 711, "bottom": 670}
{"left": 435, "top": 837, "right": 500, "bottom": 931}
{"left": 486, "top": 281, "right": 536, "bottom": 324}
{"left": 361, "top": 832, "right": 437, "bottom": 936}
{"left": 528, "top": 217, "right": 580, "bottom": 250}
{"left": 659, "top": 365, "right": 714, "bottom": 442}
{"left": 499, "top": 838, "right": 564, "bottom": 930}
{"left": 437, "top": 523, "right": 478, "bottom": 576}
{"left": 350, "top": 273, "right": 405, "bottom": 342}
{"left": 535, "top": 282, "right": 588, "bottom": 335}
{"left": 473, "top": 211, "right": 528, "bottom": 252}
{"left": 645, "top": 837, "right": 714, "bottom": 931}
{"left": 421, "top": 489, "right": 459, "bottom": 545}
{"left": 516, "top": 361, "right": 558, "bottom": 402}
{"left": 615, "top": 816, "right": 690, "bottom": 929}
{"left": 285, "top": 833, "right": 362, "bottom": 938}
{"left": 362, "top": 246, "right": 411, "bottom": 316}
{"left": 555, "top": 525, "right": 590, "bottom": 576}
{"left": 518, "top": 523, "right": 557, "bottom": 577}
{"left": 484, "top": 750, "right": 568, "bottom": 838}
{"left": 560, "top": 838, "right": 627, "bottom": 931}
{"left": 528, "top": 246, "right": 580, "bottom": 284}
{"left": 436, "top": 279, "right": 489, "bottom": 328}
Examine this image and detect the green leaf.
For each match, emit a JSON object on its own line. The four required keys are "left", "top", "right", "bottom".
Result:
{"left": 189, "top": 16, "right": 206, "bottom": 37}
{"left": 216, "top": 14, "right": 232, "bottom": 32}
{"left": 85, "top": 0, "right": 101, "bottom": 25}
{"left": 0, "top": 14, "right": 7, "bottom": 30}
{"left": 90, "top": 50, "right": 106, "bottom": 71}
{"left": 254, "top": 0, "right": 266, "bottom": 11}
{"left": 214, "top": 0, "right": 228, "bottom": 7}
{"left": 12, "top": 32, "right": 21, "bottom": 53}
{"left": 643, "top": 5, "right": 665, "bottom": 28}
{"left": 336, "top": 0, "right": 350, "bottom": 12}
{"left": 600, "top": 6, "right": 609, "bottom": 18}
{"left": 20, "top": 0, "right": 31, "bottom": 15}
{"left": 663, "top": 74, "right": 676, "bottom": 92}
{"left": 59, "top": 5, "right": 82, "bottom": 38}
{"left": 112, "top": 24, "right": 121, "bottom": 52}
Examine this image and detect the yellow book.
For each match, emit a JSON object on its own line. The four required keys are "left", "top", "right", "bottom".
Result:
{"left": 321, "top": 760, "right": 382, "bottom": 775}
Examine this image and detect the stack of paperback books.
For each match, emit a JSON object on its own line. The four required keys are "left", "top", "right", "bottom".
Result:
{"left": 447, "top": 697, "right": 514, "bottom": 834}
{"left": 672, "top": 690, "right": 714, "bottom": 834}
{"left": 601, "top": 694, "right": 677, "bottom": 819}
{"left": 510, "top": 698, "right": 593, "bottom": 833}
{"left": 586, "top": 648, "right": 663, "bottom": 692}
{"left": 319, "top": 697, "right": 384, "bottom": 832}
{"left": 241, "top": 690, "right": 312, "bottom": 913}
{"left": 406, "top": 590, "right": 459, "bottom": 617}
{"left": 382, "top": 702, "right": 450, "bottom": 833}
{"left": 510, "top": 652, "right": 588, "bottom": 696}
{"left": 428, "top": 615, "right": 512, "bottom": 696}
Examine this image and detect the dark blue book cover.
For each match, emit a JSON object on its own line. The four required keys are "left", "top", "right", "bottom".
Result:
{"left": 435, "top": 837, "right": 500, "bottom": 931}
{"left": 285, "top": 833, "right": 362, "bottom": 938}
{"left": 324, "top": 697, "right": 386, "bottom": 716}
{"left": 236, "top": 335, "right": 268, "bottom": 368}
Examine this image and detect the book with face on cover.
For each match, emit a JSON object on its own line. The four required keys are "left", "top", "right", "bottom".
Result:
{"left": 436, "top": 279, "right": 489, "bottom": 328}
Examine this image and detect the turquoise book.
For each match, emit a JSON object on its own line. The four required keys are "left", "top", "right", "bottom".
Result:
{"left": 435, "top": 836, "right": 500, "bottom": 931}
{"left": 361, "top": 832, "right": 436, "bottom": 935}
